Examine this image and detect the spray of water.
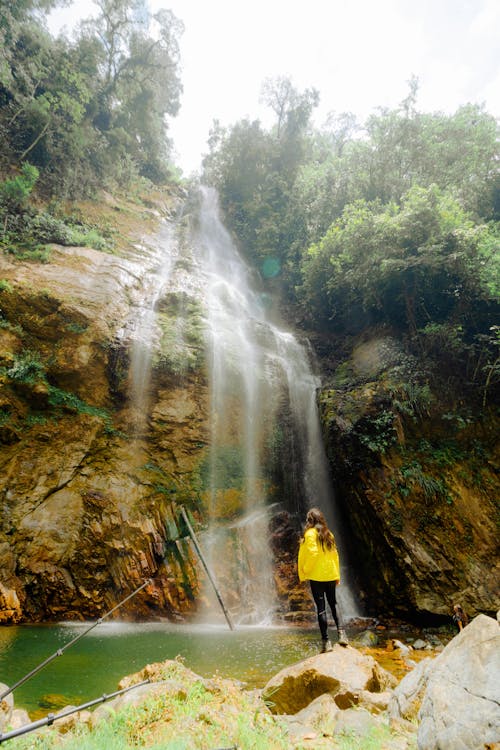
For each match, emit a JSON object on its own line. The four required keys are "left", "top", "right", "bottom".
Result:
{"left": 193, "top": 187, "right": 359, "bottom": 622}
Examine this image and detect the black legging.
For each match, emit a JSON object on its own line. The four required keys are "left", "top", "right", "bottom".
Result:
{"left": 310, "top": 580, "right": 342, "bottom": 640}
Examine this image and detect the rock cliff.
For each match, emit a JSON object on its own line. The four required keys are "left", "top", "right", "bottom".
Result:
{"left": 317, "top": 335, "right": 499, "bottom": 620}
{"left": 0, "top": 188, "right": 208, "bottom": 623}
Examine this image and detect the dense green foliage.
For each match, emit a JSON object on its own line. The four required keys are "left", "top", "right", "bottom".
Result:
{"left": 0, "top": 0, "right": 183, "bottom": 198}
{"left": 202, "top": 78, "right": 499, "bottom": 404}
{"left": 0, "top": 164, "right": 110, "bottom": 258}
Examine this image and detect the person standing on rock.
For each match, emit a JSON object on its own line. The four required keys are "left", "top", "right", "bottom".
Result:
{"left": 298, "top": 507, "right": 348, "bottom": 652}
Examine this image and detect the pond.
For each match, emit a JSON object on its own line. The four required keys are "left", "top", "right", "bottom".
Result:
{"left": 0, "top": 622, "right": 327, "bottom": 718}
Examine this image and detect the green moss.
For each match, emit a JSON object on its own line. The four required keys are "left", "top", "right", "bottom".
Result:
{"left": 6, "top": 352, "right": 45, "bottom": 384}
{"left": 3, "top": 350, "right": 113, "bottom": 431}
{"left": 65, "top": 322, "right": 89, "bottom": 334}
{"left": 3, "top": 241, "right": 51, "bottom": 262}
{"left": 46, "top": 385, "right": 108, "bottom": 419}
{"left": 198, "top": 446, "right": 245, "bottom": 492}
{"left": 156, "top": 299, "right": 205, "bottom": 375}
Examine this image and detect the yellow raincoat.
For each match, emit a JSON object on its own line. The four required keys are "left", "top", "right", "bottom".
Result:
{"left": 298, "top": 527, "right": 340, "bottom": 582}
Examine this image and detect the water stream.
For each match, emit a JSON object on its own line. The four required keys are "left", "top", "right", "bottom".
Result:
{"left": 128, "top": 222, "right": 178, "bottom": 430}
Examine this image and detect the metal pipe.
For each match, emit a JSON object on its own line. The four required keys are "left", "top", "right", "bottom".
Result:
{"left": 0, "top": 578, "right": 152, "bottom": 701}
{"left": 0, "top": 679, "right": 151, "bottom": 744}
{"left": 180, "top": 506, "right": 235, "bottom": 630}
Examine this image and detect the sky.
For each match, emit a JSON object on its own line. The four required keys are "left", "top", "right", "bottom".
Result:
{"left": 49, "top": 0, "right": 500, "bottom": 175}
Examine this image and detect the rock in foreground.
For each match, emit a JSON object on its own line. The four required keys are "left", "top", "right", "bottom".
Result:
{"left": 389, "top": 613, "right": 500, "bottom": 750}
{"left": 262, "top": 643, "right": 397, "bottom": 715}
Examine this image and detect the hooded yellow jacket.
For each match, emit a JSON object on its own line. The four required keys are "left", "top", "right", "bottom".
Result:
{"left": 298, "top": 527, "right": 340, "bottom": 582}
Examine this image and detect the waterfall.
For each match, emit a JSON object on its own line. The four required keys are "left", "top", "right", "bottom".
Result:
{"left": 128, "top": 222, "right": 178, "bottom": 430}
{"left": 125, "top": 188, "right": 358, "bottom": 624}
{"left": 193, "top": 186, "right": 358, "bottom": 622}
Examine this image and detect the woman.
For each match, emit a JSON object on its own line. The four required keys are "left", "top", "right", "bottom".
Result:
{"left": 298, "top": 507, "right": 348, "bottom": 651}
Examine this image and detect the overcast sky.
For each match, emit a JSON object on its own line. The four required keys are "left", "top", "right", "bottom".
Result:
{"left": 49, "top": 0, "right": 500, "bottom": 175}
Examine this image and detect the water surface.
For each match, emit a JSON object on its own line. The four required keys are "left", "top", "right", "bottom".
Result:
{"left": 0, "top": 622, "right": 322, "bottom": 717}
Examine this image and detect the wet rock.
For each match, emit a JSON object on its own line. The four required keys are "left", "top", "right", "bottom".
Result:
{"left": 412, "top": 639, "right": 429, "bottom": 650}
{"left": 38, "top": 694, "right": 75, "bottom": 710}
{"left": 318, "top": 334, "right": 500, "bottom": 620}
{"left": 355, "top": 629, "right": 379, "bottom": 647}
{"left": 0, "top": 227, "right": 206, "bottom": 623}
{"left": 0, "top": 582, "right": 22, "bottom": 623}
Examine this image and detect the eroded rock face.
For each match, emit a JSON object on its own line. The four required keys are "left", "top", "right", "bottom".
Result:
{"left": 1, "top": 200, "right": 497, "bottom": 628}
{"left": 0, "top": 197, "right": 209, "bottom": 622}
{"left": 318, "top": 335, "right": 499, "bottom": 619}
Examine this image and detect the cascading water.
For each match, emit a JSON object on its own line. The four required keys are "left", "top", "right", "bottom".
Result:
{"left": 125, "top": 188, "right": 358, "bottom": 624}
{"left": 128, "top": 222, "right": 178, "bottom": 429}
{"left": 192, "top": 186, "right": 358, "bottom": 622}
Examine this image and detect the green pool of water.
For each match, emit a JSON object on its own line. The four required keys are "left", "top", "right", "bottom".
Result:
{"left": 0, "top": 622, "right": 323, "bottom": 717}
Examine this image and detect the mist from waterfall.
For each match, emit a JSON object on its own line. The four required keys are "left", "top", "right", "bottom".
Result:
{"left": 193, "top": 186, "right": 358, "bottom": 622}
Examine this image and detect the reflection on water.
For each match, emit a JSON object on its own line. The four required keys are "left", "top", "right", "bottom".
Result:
{"left": 0, "top": 622, "right": 322, "bottom": 716}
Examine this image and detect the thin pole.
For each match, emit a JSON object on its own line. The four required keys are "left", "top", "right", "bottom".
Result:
{"left": 0, "top": 679, "right": 151, "bottom": 744}
{"left": 180, "top": 506, "right": 235, "bottom": 631}
{"left": 0, "top": 578, "right": 152, "bottom": 701}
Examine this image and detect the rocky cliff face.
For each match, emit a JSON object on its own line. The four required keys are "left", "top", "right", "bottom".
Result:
{"left": 0, "top": 189, "right": 209, "bottom": 623}
{"left": 317, "top": 335, "right": 499, "bottom": 621}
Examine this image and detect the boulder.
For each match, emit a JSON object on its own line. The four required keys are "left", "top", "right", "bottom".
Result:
{"left": 280, "top": 693, "right": 340, "bottom": 745}
{"left": 262, "top": 644, "right": 397, "bottom": 715}
{"left": 355, "top": 629, "right": 379, "bottom": 647}
{"left": 8, "top": 708, "right": 31, "bottom": 730}
{"left": 388, "top": 656, "right": 433, "bottom": 722}
{"left": 390, "top": 614, "right": 500, "bottom": 750}
{"left": 0, "top": 583, "right": 22, "bottom": 624}
{"left": 333, "top": 706, "right": 381, "bottom": 737}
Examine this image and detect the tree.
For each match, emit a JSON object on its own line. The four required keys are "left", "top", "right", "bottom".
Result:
{"left": 299, "top": 185, "right": 496, "bottom": 340}
{"left": 81, "top": 0, "right": 183, "bottom": 181}
{"left": 1, "top": 0, "right": 184, "bottom": 195}
{"left": 203, "top": 77, "right": 318, "bottom": 292}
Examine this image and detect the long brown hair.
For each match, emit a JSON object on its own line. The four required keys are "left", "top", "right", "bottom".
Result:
{"left": 303, "top": 507, "right": 336, "bottom": 550}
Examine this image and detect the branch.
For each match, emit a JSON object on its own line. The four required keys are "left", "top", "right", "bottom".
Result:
{"left": 18, "top": 119, "right": 50, "bottom": 161}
